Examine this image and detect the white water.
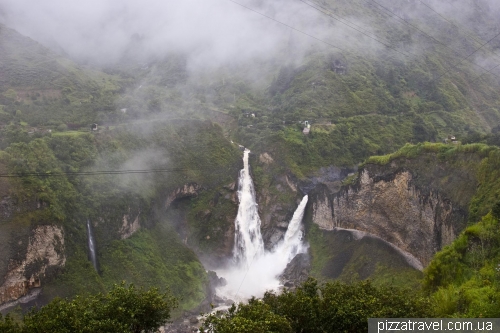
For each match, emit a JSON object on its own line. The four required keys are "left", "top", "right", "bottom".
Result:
{"left": 232, "top": 149, "right": 265, "bottom": 267}
{"left": 216, "top": 149, "right": 308, "bottom": 301}
{"left": 87, "top": 219, "right": 98, "bottom": 271}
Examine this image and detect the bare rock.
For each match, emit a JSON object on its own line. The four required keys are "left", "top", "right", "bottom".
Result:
{"left": 0, "top": 225, "right": 65, "bottom": 305}
{"left": 324, "top": 168, "right": 464, "bottom": 266}
{"left": 259, "top": 152, "right": 274, "bottom": 164}
{"left": 120, "top": 211, "right": 141, "bottom": 239}
{"left": 165, "top": 183, "right": 202, "bottom": 208}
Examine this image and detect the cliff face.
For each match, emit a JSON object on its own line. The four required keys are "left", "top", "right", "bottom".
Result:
{"left": 311, "top": 155, "right": 478, "bottom": 267}
{"left": 0, "top": 225, "right": 65, "bottom": 304}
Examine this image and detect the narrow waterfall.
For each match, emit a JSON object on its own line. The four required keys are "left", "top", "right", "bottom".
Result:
{"left": 87, "top": 219, "right": 98, "bottom": 271}
{"left": 233, "top": 149, "right": 265, "bottom": 267}
{"left": 275, "top": 195, "right": 308, "bottom": 261}
{"left": 216, "top": 149, "right": 309, "bottom": 301}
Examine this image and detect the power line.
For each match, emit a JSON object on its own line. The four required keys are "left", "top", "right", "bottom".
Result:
{"left": 225, "top": 0, "right": 347, "bottom": 52}
{"left": 0, "top": 168, "right": 193, "bottom": 178}
{"left": 470, "top": 63, "right": 500, "bottom": 84}
{"left": 436, "top": 30, "right": 500, "bottom": 80}
{"left": 297, "top": 0, "right": 500, "bottom": 86}
{"left": 417, "top": 0, "right": 500, "bottom": 61}
{"left": 365, "top": 0, "right": 500, "bottom": 81}
{"left": 298, "top": 0, "right": 410, "bottom": 58}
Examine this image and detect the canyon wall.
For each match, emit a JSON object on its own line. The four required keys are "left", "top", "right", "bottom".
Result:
{"left": 311, "top": 155, "right": 479, "bottom": 266}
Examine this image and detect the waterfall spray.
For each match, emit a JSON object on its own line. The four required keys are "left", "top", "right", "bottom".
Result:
{"left": 216, "top": 149, "right": 309, "bottom": 301}
{"left": 87, "top": 219, "right": 98, "bottom": 271}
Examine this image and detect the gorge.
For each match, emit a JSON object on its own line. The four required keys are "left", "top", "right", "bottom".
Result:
{"left": 1, "top": 0, "right": 500, "bottom": 325}
{"left": 215, "top": 149, "right": 309, "bottom": 301}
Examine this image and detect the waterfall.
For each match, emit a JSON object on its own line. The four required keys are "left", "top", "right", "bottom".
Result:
{"left": 216, "top": 149, "right": 309, "bottom": 301}
{"left": 275, "top": 195, "right": 308, "bottom": 261}
{"left": 87, "top": 219, "right": 98, "bottom": 271}
{"left": 233, "top": 149, "right": 265, "bottom": 267}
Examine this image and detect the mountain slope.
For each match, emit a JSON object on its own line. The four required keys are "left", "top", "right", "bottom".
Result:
{"left": 0, "top": 24, "right": 121, "bottom": 127}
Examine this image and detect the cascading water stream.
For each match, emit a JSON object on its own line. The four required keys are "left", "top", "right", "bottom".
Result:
{"left": 216, "top": 148, "right": 308, "bottom": 301}
{"left": 233, "top": 149, "right": 265, "bottom": 267}
{"left": 87, "top": 219, "right": 98, "bottom": 271}
{"left": 275, "top": 195, "right": 308, "bottom": 261}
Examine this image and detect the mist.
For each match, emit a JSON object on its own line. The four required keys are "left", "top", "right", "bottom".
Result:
{"left": 2, "top": 0, "right": 499, "bottom": 80}
{"left": 0, "top": 0, "right": 340, "bottom": 69}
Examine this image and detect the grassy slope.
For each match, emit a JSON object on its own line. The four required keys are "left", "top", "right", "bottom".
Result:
{"left": 227, "top": 0, "right": 500, "bottom": 176}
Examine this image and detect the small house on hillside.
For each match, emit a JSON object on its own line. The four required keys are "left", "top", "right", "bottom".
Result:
{"left": 303, "top": 121, "right": 311, "bottom": 135}
{"left": 444, "top": 135, "right": 458, "bottom": 144}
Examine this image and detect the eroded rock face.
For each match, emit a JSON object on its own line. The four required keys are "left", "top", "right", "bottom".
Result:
{"left": 165, "top": 183, "right": 202, "bottom": 208}
{"left": 0, "top": 225, "right": 65, "bottom": 305}
{"left": 120, "top": 211, "right": 141, "bottom": 239}
{"left": 312, "top": 168, "right": 465, "bottom": 266}
{"left": 311, "top": 184, "right": 334, "bottom": 231}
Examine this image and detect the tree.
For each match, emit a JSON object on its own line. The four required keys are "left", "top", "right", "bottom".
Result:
{"left": 201, "top": 278, "right": 434, "bottom": 333}
{"left": 15, "top": 283, "right": 177, "bottom": 333}
{"left": 493, "top": 202, "right": 500, "bottom": 220}
{"left": 201, "top": 299, "right": 292, "bottom": 333}
{"left": 0, "top": 313, "right": 20, "bottom": 333}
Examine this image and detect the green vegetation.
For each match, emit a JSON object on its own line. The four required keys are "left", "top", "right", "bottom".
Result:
{"left": 362, "top": 142, "right": 500, "bottom": 223}
{"left": 0, "top": 283, "right": 176, "bottom": 332}
{"left": 0, "top": 119, "right": 241, "bottom": 313}
{"left": 424, "top": 212, "right": 500, "bottom": 317}
{"left": 0, "top": 25, "right": 122, "bottom": 127}
{"left": 2, "top": 0, "right": 500, "bottom": 322}
{"left": 201, "top": 278, "right": 433, "bottom": 333}
{"left": 307, "top": 224, "right": 423, "bottom": 288}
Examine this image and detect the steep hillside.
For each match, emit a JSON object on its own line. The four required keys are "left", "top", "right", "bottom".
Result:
{"left": 305, "top": 143, "right": 500, "bottom": 285}
{"left": 1, "top": 0, "right": 500, "bottom": 320}
{"left": 0, "top": 120, "right": 242, "bottom": 315}
{"left": 424, "top": 210, "right": 500, "bottom": 317}
{"left": 0, "top": 24, "right": 121, "bottom": 127}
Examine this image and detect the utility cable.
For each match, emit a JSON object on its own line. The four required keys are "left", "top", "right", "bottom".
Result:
{"left": 225, "top": 0, "right": 347, "bottom": 52}
{"left": 0, "top": 168, "right": 192, "bottom": 178}
{"left": 365, "top": 0, "right": 500, "bottom": 81}
{"left": 298, "top": 0, "right": 410, "bottom": 58}
{"left": 436, "top": 30, "right": 500, "bottom": 80}
{"left": 417, "top": 0, "right": 500, "bottom": 61}
{"left": 469, "top": 63, "right": 500, "bottom": 84}
{"left": 299, "top": 0, "right": 500, "bottom": 86}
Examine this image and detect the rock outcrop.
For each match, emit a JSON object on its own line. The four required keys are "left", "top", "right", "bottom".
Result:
{"left": 120, "top": 211, "right": 141, "bottom": 239}
{"left": 165, "top": 183, "right": 202, "bottom": 208}
{"left": 279, "top": 253, "right": 311, "bottom": 288}
{"left": 311, "top": 163, "right": 470, "bottom": 266}
{"left": 0, "top": 225, "right": 65, "bottom": 305}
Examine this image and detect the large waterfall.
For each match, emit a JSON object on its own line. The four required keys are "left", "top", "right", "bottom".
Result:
{"left": 216, "top": 149, "right": 308, "bottom": 301}
{"left": 233, "top": 149, "right": 265, "bottom": 267}
{"left": 87, "top": 219, "right": 98, "bottom": 271}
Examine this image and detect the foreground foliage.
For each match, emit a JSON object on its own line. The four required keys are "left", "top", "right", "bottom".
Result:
{"left": 0, "top": 283, "right": 177, "bottom": 333}
{"left": 201, "top": 278, "right": 434, "bottom": 333}
{"left": 424, "top": 211, "right": 500, "bottom": 317}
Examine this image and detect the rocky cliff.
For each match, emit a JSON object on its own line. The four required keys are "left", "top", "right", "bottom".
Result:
{"left": 310, "top": 148, "right": 481, "bottom": 267}
{"left": 0, "top": 225, "right": 65, "bottom": 304}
